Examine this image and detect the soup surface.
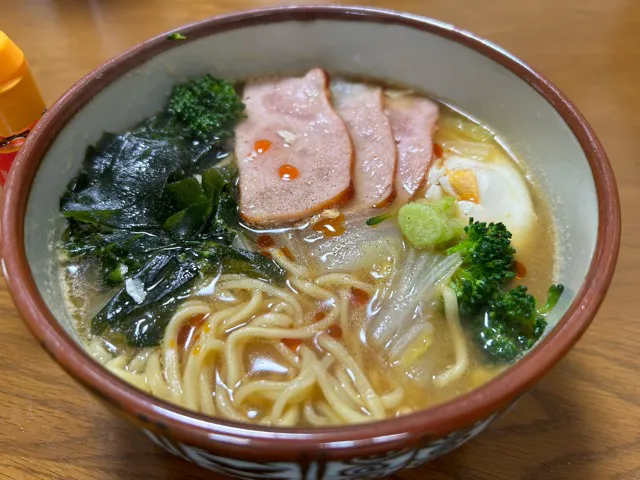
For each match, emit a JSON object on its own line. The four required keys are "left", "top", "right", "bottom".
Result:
{"left": 60, "top": 69, "right": 560, "bottom": 427}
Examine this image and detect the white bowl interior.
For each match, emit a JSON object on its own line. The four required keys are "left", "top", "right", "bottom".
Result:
{"left": 24, "top": 17, "right": 596, "bottom": 343}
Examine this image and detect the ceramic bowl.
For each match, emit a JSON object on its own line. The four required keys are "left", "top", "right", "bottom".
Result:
{"left": 0, "top": 6, "right": 620, "bottom": 480}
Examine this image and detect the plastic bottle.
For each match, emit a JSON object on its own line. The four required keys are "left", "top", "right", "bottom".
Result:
{"left": 0, "top": 31, "right": 46, "bottom": 186}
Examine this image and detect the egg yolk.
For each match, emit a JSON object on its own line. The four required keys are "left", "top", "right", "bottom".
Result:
{"left": 447, "top": 169, "right": 480, "bottom": 203}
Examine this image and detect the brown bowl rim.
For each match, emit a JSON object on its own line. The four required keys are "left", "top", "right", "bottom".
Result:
{"left": 0, "top": 5, "right": 620, "bottom": 460}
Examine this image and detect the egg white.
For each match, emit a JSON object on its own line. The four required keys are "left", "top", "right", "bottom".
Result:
{"left": 425, "top": 153, "right": 537, "bottom": 252}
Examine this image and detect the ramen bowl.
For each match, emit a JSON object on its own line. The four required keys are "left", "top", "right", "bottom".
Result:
{"left": 0, "top": 6, "right": 620, "bottom": 479}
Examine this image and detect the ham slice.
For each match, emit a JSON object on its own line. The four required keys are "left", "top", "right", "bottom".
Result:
{"left": 385, "top": 95, "right": 439, "bottom": 203}
{"left": 331, "top": 81, "right": 396, "bottom": 210}
{"left": 235, "top": 69, "right": 353, "bottom": 225}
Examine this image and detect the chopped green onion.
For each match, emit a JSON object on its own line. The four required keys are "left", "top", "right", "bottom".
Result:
{"left": 398, "top": 200, "right": 462, "bottom": 247}
{"left": 366, "top": 213, "right": 392, "bottom": 226}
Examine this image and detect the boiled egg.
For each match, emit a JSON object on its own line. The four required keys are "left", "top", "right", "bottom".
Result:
{"left": 425, "top": 153, "right": 537, "bottom": 252}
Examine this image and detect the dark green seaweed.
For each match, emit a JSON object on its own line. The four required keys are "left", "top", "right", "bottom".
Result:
{"left": 60, "top": 76, "right": 284, "bottom": 347}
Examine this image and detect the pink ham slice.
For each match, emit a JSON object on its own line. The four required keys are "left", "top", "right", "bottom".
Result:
{"left": 385, "top": 95, "right": 439, "bottom": 203}
{"left": 331, "top": 80, "right": 396, "bottom": 210}
{"left": 235, "top": 69, "right": 353, "bottom": 226}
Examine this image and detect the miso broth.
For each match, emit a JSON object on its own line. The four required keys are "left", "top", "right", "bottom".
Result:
{"left": 59, "top": 71, "right": 561, "bottom": 426}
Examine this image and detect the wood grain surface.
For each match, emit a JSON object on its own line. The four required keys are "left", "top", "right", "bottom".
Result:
{"left": 0, "top": 1, "right": 638, "bottom": 479}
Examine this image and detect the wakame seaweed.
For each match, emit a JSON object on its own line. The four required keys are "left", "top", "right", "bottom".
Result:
{"left": 60, "top": 76, "right": 285, "bottom": 347}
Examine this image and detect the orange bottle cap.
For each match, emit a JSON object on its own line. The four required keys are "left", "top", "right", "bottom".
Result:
{"left": 0, "top": 31, "right": 25, "bottom": 86}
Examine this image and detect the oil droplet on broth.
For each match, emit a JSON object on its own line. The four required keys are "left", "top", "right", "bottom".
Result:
{"left": 350, "top": 288, "right": 370, "bottom": 306}
{"left": 514, "top": 260, "right": 527, "bottom": 279}
{"left": 281, "top": 246, "right": 295, "bottom": 261}
{"left": 256, "top": 234, "right": 275, "bottom": 248}
{"left": 433, "top": 142, "right": 444, "bottom": 158}
{"left": 177, "top": 314, "right": 207, "bottom": 350}
{"left": 312, "top": 213, "right": 346, "bottom": 237}
{"left": 282, "top": 338, "right": 302, "bottom": 351}
{"left": 327, "top": 324, "right": 343, "bottom": 338}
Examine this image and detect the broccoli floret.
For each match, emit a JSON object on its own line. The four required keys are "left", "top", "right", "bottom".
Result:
{"left": 443, "top": 218, "right": 564, "bottom": 363}
{"left": 476, "top": 319, "right": 526, "bottom": 363}
{"left": 491, "top": 284, "right": 564, "bottom": 334}
{"left": 167, "top": 75, "right": 245, "bottom": 140}
{"left": 475, "top": 284, "right": 564, "bottom": 362}
{"left": 488, "top": 285, "right": 538, "bottom": 334}
{"left": 445, "top": 219, "right": 515, "bottom": 316}
{"left": 481, "top": 285, "right": 543, "bottom": 362}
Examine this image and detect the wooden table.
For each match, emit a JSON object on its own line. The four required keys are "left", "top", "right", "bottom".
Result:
{"left": 1, "top": 1, "right": 638, "bottom": 479}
